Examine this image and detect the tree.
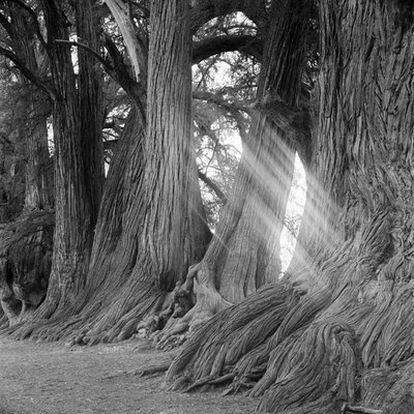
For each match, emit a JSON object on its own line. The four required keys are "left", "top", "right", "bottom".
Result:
{"left": 19, "top": 0, "right": 211, "bottom": 343}
{"left": 0, "top": 0, "right": 105, "bottom": 328}
{"left": 157, "top": 0, "right": 310, "bottom": 344}
{"left": 166, "top": 1, "right": 414, "bottom": 413}
{"left": 7, "top": 3, "right": 53, "bottom": 211}
{"left": 3, "top": 0, "right": 270, "bottom": 340}
{"left": 0, "top": 3, "right": 54, "bottom": 325}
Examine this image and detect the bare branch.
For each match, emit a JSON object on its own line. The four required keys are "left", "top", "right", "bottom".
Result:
{"left": 198, "top": 170, "right": 227, "bottom": 205}
{"left": 54, "top": 39, "right": 109, "bottom": 69}
{"left": 54, "top": 38, "right": 146, "bottom": 117}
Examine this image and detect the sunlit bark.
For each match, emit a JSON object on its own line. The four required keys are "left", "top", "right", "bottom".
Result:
{"left": 167, "top": 2, "right": 414, "bottom": 413}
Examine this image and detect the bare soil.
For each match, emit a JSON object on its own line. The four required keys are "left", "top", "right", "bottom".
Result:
{"left": 0, "top": 338, "right": 256, "bottom": 414}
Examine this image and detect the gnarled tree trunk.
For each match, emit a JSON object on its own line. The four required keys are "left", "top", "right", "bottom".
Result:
{"left": 0, "top": 5, "right": 53, "bottom": 326}
{"left": 9, "top": 0, "right": 104, "bottom": 335}
{"left": 167, "top": 2, "right": 414, "bottom": 413}
{"left": 28, "top": 0, "right": 210, "bottom": 344}
{"left": 165, "top": 0, "right": 308, "bottom": 345}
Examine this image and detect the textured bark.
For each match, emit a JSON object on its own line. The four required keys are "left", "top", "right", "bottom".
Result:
{"left": 73, "top": 0, "right": 211, "bottom": 344}
{"left": 167, "top": 1, "right": 414, "bottom": 413}
{"left": 187, "top": 0, "right": 307, "bottom": 309}
{"left": 22, "top": 97, "right": 53, "bottom": 211}
{"left": 9, "top": 0, "right": 104, "bottom": 333}
{"left": 24, "top": 0, "right": 210, "bottom": 344}
{"left": 143, "top": 0, "right": 208, "bottom": 290}
{"left": 0, "top": 5, "right": 53, "bottom": 328}
{"left": 8, "top": 5, "right": 53, "bottom": 211}
{"left": 0, "top": 212, "right": 53, "bottom": 326}
{"left": 76, "top": 0, "right": 105, "bottom": 225}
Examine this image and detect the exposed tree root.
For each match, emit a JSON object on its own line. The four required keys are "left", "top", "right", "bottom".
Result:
{"left": 150, "top": 262, "right": 231, "bottom": 349}
{"left": 184, "top": 373, "right": 235, "bottom": 393}
{"left": 256, "top": 318, "right": 359, "bottom": 412}
{"left": 362, "top": 358, "right": 414, "bottom": 414}
{"left": 0, "top": 211, "right": 53, "bottom": 327}
{"left": 166, "top": 282, "right": 300, "bottom": 384}
{"left": 358, "top": 281, "right": 414, "bottom": 368}
{"left": 165, "top": 275, "right": 414, "bottom": 413}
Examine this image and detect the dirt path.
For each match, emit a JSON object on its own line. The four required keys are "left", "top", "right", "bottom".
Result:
{"left": 0, "top": 338, "right": 256, "bottom": 414}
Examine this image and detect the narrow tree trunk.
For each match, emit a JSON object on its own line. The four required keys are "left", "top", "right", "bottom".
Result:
{"left": 167, "top": 2, "right": 414, "bottom": 413}
{"left": 23, "top": 95, "right": 53, "bottom": 211}
{"left": 9, "top": 5, "right": 53, "bottom": 210}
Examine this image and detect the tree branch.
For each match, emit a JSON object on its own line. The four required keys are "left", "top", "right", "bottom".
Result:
{"left": 194, "top": 90, "right": 250, "bottom": 142}
{"left": 0, "top": 12, "right": 14, "bottom": 38}
{"left": 54, "top": 38, "right": 146, "bottom": 117}
{"left": 193, "top": 34, "right": 262, "bottom": 63}
{"left": 103, "top": 34, "right": 146, "bottom": 116}
{"left": 54, "top": 39, "right": 110, "bottom": 69}
{"left": 198, "top": 170, "right": 227, "bottom": 204}
{"left": 0, "top": 46, "right": 53, "bottom": 97}
{"left": 191, "top": 0, "right": 267, "bottom": 34}
{"left": 193, "top": 90, "right": 250, "bottom": 113}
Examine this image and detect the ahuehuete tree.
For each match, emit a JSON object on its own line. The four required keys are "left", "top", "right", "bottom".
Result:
{"left": 14, "top": 0, "right": 211, "bottom": 343}
{"left": 0, "top": 0, "right": 104, "bottom": 326}
{"left": 166, "top": 1, "right": 414, "bottom": 413}
{"left": 0, "top": 2, "right": 53, "bottom": 325}
{"left": 14, "top": 0, "right": 278, "bottom": 343}
{"left": 152, "top": 0, "right": 311, "bottom": 347}
{"left": 0, "top": 2, "right": 53, "bottom": 212}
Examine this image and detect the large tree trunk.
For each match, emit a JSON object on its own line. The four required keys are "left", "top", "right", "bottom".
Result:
{"left": 76, "top": 0, "right": 104, "bottom": 225}
{"left": 0, "top": 6, "right": 53, "bottom": 326}
{"left": 165, "top": 0, "right": 308, "bottom": 345}
{"left": 166, "top": 1, "right": 414, "bottom": 413}
{"left": 27, "top": 0, "right": 210, "bottom": 344}
{"left": 9, "top": 0, "right": 104, "bottom": 335}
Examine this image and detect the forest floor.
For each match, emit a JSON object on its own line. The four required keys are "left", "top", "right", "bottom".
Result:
{"left": 0, "top": 337, "right": 256, "bottom": 414}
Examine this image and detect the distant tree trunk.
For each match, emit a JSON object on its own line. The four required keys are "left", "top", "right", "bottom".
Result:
{"left": 167, "top": 1, "right": 414, "bottom": 413}
{"left": 30, "top": 0, "right": 210, "bottom": 344}
{"left": 9, "top": 5, "right": 53, "bottom": 211}
{"left": 23, "top": 93, "right": 53, "bottom": 211}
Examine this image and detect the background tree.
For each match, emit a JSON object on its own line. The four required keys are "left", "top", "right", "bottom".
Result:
{"left": 0, "top": 0, "right": 105, "bottom": 327}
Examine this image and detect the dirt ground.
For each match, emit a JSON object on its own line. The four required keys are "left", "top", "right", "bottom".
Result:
{"left": 0, "top": 338, "right": 256, "bottom": 414}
